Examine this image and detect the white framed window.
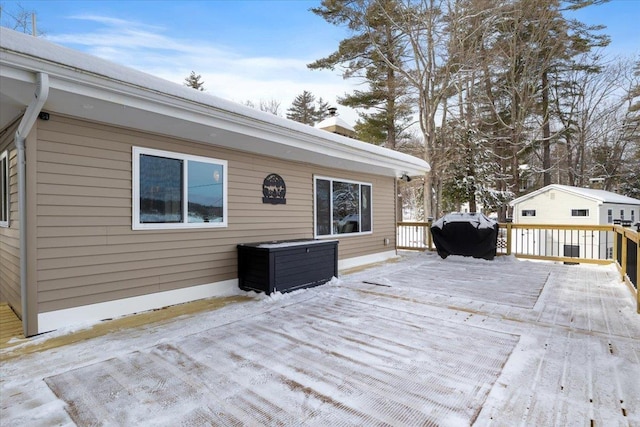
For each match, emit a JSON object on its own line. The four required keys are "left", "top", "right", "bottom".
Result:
{"left": 607, "top": 209, "right": 613, "bottom": 223}
{"left": 132, "top": 147, "right": 227, "bottom": 230}
{"left": 314, "top": 175, "right": 372, "bottom": 237}
{"left": 571, "top": 209, "right": 589, "bottom": 217}
{"left": 620, "top": 209, "right": 625, "bottom": 220}
{"left": 521, "top": 209, "right": 536, "bottom": 217}
{"left": 0, "top": 150, "right": 8, "bottom": 227}
{"left": 632, "top": 210, "right": 636, "bottom": 223}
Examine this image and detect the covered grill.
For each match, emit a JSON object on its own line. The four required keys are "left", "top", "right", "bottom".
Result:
{"left": 431, "top": 213, "right": 499, "bottom": 260}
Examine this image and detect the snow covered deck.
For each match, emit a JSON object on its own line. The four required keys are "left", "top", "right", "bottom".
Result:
{"left": 2, "top": 253, "right": 639, "bottom": 426}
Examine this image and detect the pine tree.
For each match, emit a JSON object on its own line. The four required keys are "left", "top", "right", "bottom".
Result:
{"left": 309, "top": 0, "right": 413, "bottom": 149}
{"left": 184, "top": 71, "right": 205, "bottom": 91}
{"left": 286, "top": 91, "right": 318, "bottom": 125}
{"left": 315, "top": 97, "right": 331, "bottom": 123}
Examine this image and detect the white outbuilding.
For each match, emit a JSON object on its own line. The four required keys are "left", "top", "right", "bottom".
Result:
{"left": 509, "top": 184, "right": 640, "bottom": 261}
{"left": 510, "top": 184, "right": 640, "bottom": 226}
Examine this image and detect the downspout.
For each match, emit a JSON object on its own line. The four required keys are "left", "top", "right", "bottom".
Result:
{"left": 14, "top": 72, "right": 49, "bottom": 336}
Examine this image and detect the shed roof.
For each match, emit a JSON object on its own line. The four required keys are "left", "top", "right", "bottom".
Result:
{"left": 509, "top": 184, "right": 640, "bottom": 206}
{"left": 0, "top": 28, "right": 429, "bottom": 178}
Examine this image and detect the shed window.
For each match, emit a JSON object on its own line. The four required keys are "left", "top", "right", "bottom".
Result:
{"left": 132, "top": 147, "right": 227, "bottom": 230}
{"left": 521, "top": 209, "right": 536, "bottom": 217}
{"left": 571, "top": 209, "right": 589, "bottom": 217}
{"left": 620, "top": 209, "right": 625, "bottom": 220}
{"left": 315, "top": 176, "right": 372, "bottom": 237}
{"left": 0, "top": 150, "right": 8, "bottom": 227}
{"left": 607, "top": 209, "right": 612, "bottom": 223}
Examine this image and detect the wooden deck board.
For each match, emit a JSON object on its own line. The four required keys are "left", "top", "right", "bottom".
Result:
{"left": 0, "top": 295, "right": 251, "bottom": 360}
{"left": 0, "top": 303, "right": 24, "bottom": 348}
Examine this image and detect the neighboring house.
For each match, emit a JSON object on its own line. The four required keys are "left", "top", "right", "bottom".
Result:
{"left": 0, "top": 28, "right": 430, "bottom": 336}
{"left": 509, "top": 184, "right": 640, "bottom": 259}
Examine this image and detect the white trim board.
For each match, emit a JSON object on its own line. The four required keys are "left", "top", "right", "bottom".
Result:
{"left": 37, "top": 279, "right": 241, "bottom": 334}
{"left": 37, "top": 251, "right": 398, "bottom": 334}
{"left": 338, "top": 250, "right": 398, "bottom": 271}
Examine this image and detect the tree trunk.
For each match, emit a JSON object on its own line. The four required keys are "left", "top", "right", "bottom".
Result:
{"left": 423, "top": 171, "right": 433, "bottom": 219}
{"left": 542, "top": 70, "right": 551, "bottom": 186}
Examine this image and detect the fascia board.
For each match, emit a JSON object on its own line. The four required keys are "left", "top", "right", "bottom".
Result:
{"left": 510, "top": 185, "right": 605, "bottom": 207}
{"left": 509, "top": 188, "right": 545, "bottom": 206}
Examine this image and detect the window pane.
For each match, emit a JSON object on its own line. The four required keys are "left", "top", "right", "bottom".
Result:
{"left": 188, "top": 161, "right": 224, "bottom": 223}
{"left": 139, "top": 154, "right": 183, "bottom": 223}
{"left": 361, "top": 185, "right": 372, "bottom": 232}
{"left": 315, "top": 179, "right": 331, "bottom": 235}
{"left": 333, "top": 181, "right": 359, "bottom": 234}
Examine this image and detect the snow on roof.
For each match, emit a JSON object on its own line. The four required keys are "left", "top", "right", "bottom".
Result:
{"left": 0, "top": 28, "right": 430, "bottom": 177}
{"left": 315, "top": 115, "right": 355, "bottom": 132}
{"left": 510, "top": 184, "right": 640, "bottom": 206}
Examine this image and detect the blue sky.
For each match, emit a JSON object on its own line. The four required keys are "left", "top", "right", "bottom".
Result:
{"left": 1, "top": 0, "right": 638, "bottom": 124}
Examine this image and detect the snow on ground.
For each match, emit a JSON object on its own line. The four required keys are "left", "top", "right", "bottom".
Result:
{"left": 1, "top": 252, "right": 639, "bottom": 426}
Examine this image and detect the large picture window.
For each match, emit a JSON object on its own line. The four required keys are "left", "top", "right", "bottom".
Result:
{"left": 314, "top": 176, "right": 372, "bottom": 237}
{"left": 0, "top": 150, "right": 8, "bottom": 227}
{"left": 132, "top": 147, "right": 227, "bottom": 229}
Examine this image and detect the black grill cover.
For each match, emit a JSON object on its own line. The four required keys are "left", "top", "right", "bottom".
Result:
{"left": 431, "top": 213, "right": 499, "bottom": 260}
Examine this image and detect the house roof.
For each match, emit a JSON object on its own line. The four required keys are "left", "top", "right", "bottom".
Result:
{"left": 0, "top": 28, "right": 430, "bottom": 178}
{"left": 509, "top": 184, "right": 640, "bottom": 206}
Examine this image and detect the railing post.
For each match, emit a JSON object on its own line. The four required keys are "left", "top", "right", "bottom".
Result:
{"left": 636, "top": 233, "right": 639, "bottom": 314}
{"left": 427, "top": 218, "right": 433, "bottom": 251}
{"left": 622, "top": 231, "right": 628, "bottom": 283}
{"left": 506, "top": 219, "right": 513, "bottom": 256}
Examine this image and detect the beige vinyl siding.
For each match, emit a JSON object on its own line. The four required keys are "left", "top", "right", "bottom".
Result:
{"left": 0, "top": 148, "right": 20, "bottom": 312}
{"left": 35, "top": 115, "right": 396, "bottom": 313}
{"left": 0, "top": 119, "right": 21, "bottom": 313}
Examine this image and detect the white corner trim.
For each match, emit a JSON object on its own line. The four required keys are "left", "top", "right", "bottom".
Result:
{"left": 37, "top": 279, "right": 240, "bottom": 334}
{"left": 338, "top": 250, "right": 398, "bottom": 271}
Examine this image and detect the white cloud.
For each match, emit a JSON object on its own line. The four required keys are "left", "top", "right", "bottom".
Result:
{"left": 45, "top": 14, "right": 360, "bottom": 124}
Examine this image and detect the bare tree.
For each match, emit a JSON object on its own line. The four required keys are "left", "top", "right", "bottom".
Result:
{"left": 1, "top": 3, "right": 41, "bottom": 35}
{"left": 346, "top": 0, "right": 459, "bottom": 218}
{"left": 552, "top": 53, "right": 623, "bottom": 186}
{"left": 243, "top": 99, "right": 282, "bottom": 116}
{"left": 581, "top": 57, "right": 640, "bottom": 191}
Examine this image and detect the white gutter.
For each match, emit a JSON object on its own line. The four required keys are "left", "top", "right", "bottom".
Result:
{"left": 14, "top": 72, "right": 48, "bottom": 336}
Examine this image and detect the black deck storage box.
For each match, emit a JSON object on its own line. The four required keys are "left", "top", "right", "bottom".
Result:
{"left": 431, "top": 213, "right": 499, "bottom": 260}
{"left": 237, "top": 239, "right": 338, "bottom": 294}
